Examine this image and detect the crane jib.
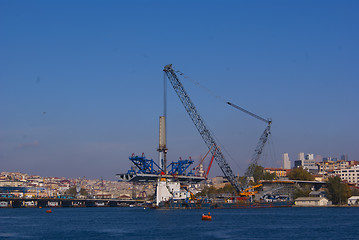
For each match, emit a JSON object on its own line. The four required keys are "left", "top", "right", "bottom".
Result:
{"left": 163, "top": 64, "right": 242, "bottom": 193}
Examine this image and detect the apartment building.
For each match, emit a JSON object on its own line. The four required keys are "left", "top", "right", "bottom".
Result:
{"left": 335, "top": 165, "right": 359, "bottom": 186}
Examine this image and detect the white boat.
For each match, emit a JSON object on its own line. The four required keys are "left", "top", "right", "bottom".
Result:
{"left": 0, "top": 201, "right": 9, "bottom": 207}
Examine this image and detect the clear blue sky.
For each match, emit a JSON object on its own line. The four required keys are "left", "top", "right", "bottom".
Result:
{"left": 1, "top": 1, "right": 358, "bottom": 180}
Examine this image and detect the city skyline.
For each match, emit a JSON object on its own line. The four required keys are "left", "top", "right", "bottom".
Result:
{"left": 1, "top": 1, "right": 358, "bottom": 180}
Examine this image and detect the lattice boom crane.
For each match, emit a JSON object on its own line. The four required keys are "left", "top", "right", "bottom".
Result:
{"left": 226, "top": 102, "right": 272, "bottom": 182}
{"left": 163, "top": 64, "right": 242, "bottom": 192}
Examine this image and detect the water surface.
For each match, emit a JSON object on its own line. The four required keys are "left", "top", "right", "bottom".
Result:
{"left": 0, "top": 207, "right": 358, "bottom": 239}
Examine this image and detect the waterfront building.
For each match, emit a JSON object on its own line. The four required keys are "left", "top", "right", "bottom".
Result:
{"left": 294, "top": 197, "right": 330, "bottom": 206}
{"left": 348, "top": 196, "right": 359, "bottom": 205}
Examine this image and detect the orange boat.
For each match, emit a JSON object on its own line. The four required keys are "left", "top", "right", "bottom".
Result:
{"left": 202, "top": 213, "right": 212, "bottom": 221}
{"left": 46, "top": 209, "right": 52, "bottom": 213}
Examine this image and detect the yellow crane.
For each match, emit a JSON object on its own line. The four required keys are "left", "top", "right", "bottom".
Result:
{"left": 239, "top": 184, "right": 263, "bottom": 196}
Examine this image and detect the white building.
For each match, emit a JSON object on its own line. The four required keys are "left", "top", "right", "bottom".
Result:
{"left": 294, "top": 197, "right": 330, "bottom": 206}
{"left": 306, "top": 154, "right": 314, "bottom": 160}
{"left": 348, "top": 196, "right": 359, "bottom": 205}
{"left": 294, "top": 152, "right": 306, "bottom": 169}
{"left": 303, "top": 153, "right": 318, "bottom": 173}
{"left": 156, "top": 180, "right": 189, "bottom": 205}
{"left": 283, "top": 153, "right": 291, "bottom": 169}
{"left": 335, "top": 165, "right": 359, "bottom": 186}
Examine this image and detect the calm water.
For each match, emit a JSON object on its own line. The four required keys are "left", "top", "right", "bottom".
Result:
{"left": 1, "top": 207, "right": 359, "bottom": 239}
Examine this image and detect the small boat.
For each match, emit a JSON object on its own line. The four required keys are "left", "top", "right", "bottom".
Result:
{"left": 46, "top": 209, "right": 52, "bottom": 213}
{"left": 202, "top": 212, "right": 212, "bottom": 221}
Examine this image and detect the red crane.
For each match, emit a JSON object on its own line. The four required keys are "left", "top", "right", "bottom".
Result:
{"left": 205, "top": 146, "right": 218, "bottom": 179}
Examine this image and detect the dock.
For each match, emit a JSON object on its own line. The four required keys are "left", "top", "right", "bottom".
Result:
{"left": 0, "top": 197, "right": 145, "bottom": 208}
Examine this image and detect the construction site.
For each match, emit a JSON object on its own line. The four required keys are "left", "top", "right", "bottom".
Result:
{"left": 116, "top": 64, "right": 305, "bottom": 208}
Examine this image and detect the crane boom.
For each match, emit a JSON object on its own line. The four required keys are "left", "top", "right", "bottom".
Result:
{"left": 227, "top": 102, "right": 270, "bottom": 124}
{"left": 245, "top": 124, "right": 271, "bottom": 179}
{"left": 227, "top": 102, "right": 272, "bottom": 182}
{"left": 163, "top": 64, "right": 242, "bottom": 192}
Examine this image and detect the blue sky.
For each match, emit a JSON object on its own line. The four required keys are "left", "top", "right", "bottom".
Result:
{"left": 1, "top": 1, "right": 358, "bottom": 180}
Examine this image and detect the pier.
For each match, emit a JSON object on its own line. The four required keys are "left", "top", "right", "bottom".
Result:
{"left": 0, "top": 197, "right": 145, "bottom": 208}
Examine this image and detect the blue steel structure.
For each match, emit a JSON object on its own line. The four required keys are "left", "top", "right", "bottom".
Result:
{"left": 167, "top": 159, "right": 194, "bottom": 175}
{"left": 126, "top": 153, "right": 195, "bottom": 177}
{"left": 127, "top": 154, "right": 163, "bottom": 174}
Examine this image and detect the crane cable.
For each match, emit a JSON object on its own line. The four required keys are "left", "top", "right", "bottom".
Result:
{"left": 175, "top": 68, "right": 269, "bottom": 122}
{"left": 174, "top": 67, "right": 274, "bottom": 173}
{"left": 175, "top": 70, "right": 227, "bottom": 103}
{"left": 267, "top": 133, "right": 278, "bottom": 167}
{"left": 175, "top": 68, "right": 244, "bottom": 172}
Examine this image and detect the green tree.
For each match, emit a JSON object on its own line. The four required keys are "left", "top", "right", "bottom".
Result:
{"left": 238, "top": 176, "right": 247, "bottom": 186}
{"left": 197, "top": 185, "right": 217, "bottom": 196}
{"left": 197, "top": 183, "right": 236, "bottom": 196}
{"left": 326, "top": 176, "right": 351, "bottom": 205}
{"left": 350, "top": 187, "right": 359, "bottom": 196}
{"left": 288, "top": 167, "right": 314, "bottom": 181}
{"left": 251, "top": 164, "right": 264, "bottom": 183}
{"left": 218, "top": 183, "right": 235, "bottom": 194}
{"left": 247, "top": 164, "right": 276, "bottom": 183}
{"left": 65, "top": 187, "right": 88, "bottom": 197}
{"left": 262, "top": 171, "right": 277, "bottom": 181}
{"left": 293, "top": 184, "right": 312, "bottom": 199}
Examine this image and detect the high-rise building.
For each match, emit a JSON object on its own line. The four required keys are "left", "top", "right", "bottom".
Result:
{"left": 282, "top": 153, "right": 291, "bottom": 169}
{"left": 294, "top": 160, "right": 303, "bottom": 168}
{"left": 295, "top": 152, "right": 317, "bottom": 173}
{"left": 305, "top": 154, "right": 314, "bottom": 160}
{"left": 303, "top": 153, "right": 317, "bottom": 174}
{"left": 298, "top": 152, "right": 305, "bottom": 161}
{"left": 294, "top": 152, "right": 305, "bottom": 168}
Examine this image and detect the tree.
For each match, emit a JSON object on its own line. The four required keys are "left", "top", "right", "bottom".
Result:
{"left": 65, "top": 187, "right": 88, "bottom": 197}
{"left": 218, "top": 183, "right": 235, "bottom": 194}
{"left": 293, "top": 184, "right": 312, "bottom": 199}
{"left": 288, "top": 167, "right": 314, "bottom": 181}
{"left": 251, "top": 164, "right": 264, "bottom": 183}
{"left": 197, "top": 185, "right": 217, "bottom": 196}
{"left": 248, "top": 164, "right": 276, "bottom": 184}
{"left": 350, "top": 186, "right": 359, "bottom": 196}
{"left": 262, "top": 171, "right": 277, "bottom": 181}
{"left": 326, "top": 176, "right": 351, "bottom": 205}
{"left": 197, "top": 183, "right": 236, "bottom": 196}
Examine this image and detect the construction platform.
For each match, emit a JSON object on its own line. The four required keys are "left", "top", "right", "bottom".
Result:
{"left": 116, "top": 173, "right": 205, "bottom": 183}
